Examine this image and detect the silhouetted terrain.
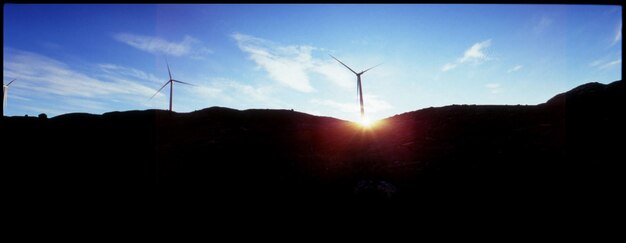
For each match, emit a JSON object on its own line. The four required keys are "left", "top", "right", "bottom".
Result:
{"left": 5, "top": 80, "right": 623, "bottom": 219}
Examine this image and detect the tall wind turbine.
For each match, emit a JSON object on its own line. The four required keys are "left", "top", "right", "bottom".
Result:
{"left": 2, "top": 79, "right": 17, "bottom": 116}
{"left": 329, "top": 54, "right": 381, "bottom": 121}
{"left": 150, "top": 61, "right": 194, "bottom": 112}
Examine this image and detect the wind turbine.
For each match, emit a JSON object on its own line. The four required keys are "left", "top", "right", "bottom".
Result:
{"left": 2, "top": 79, "right": 17, "bottom": 116}
{"left": 329, "top": 54, "right": 381, "bottom": 121}
{"left": 150, "top": 61, "right": 194, "bottom": 112}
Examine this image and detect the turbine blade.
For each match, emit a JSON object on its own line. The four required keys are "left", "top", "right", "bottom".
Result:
{"left": 329, "top": 54, "right": 358, "bottom": 75}
{"left": 172, "top": 80, "right": 195, "bottom": 86}
{"left": 149, "top": 81, "right": 171, "bottom": 100}
{"left": 6, "top": 79, "right": 16, "bottom": 86}
{"left": 360, "top": 63, "right": 382, "bottom": 75}
{"left": 166, "top": 59, "right": 173, "bottom": 81}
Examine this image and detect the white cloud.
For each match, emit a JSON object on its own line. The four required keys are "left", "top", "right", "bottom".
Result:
{"left": 232, "top": 32, "right": 384, "bottom": 94}
{"left": 232, "top": 32, "right": 316, "bottom": 92}
{"left": 612, "top": 21, "right": 622, "bottom": 46}
{"left": 230, "top": 33, "right": 389, "bottom": 118}
{"left": 485, "top": 83, "right": 502, "bottom": 94}
{"left": 114, "top": 33, "right": 212, "bottom": 57}
{"left": 459, "top": 39, "right": 491, "bottom": 63}
{"left": 441, "top": 39, "right": 492, "bottom": 72}
{"left": 533, "top": 16, "right": 552, "bottom": 34}
{"left": 507, "top": 65, "right": 523, "bottom": 73}
{"left": 6, "top": 52, "right": 129, "bottom": 97}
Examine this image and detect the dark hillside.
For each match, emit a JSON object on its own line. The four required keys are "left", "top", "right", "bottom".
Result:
{"left": 4, "top": 80, "right": 623, "bottom": 218}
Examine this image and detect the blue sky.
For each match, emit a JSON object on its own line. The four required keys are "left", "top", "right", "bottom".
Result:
{"left": 3, "top": 4, "right": 622, "bottom": 121}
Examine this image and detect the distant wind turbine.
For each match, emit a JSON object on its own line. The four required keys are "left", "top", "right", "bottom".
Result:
{"left": 329, "top": 54, "right": 381, "bottom": 121}
{"left": 150, "top": 61, "right": 194, "bottom": 112}
{"left": 2, "top": 79, "right": 17, "bottom": 116}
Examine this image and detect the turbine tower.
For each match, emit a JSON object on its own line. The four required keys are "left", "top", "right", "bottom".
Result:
{"left": 150, "top": 61, "right": 194, "bottom": 112}
{"left": 329, "top": 54, "right": 381, "bottom": 120}
{"left": 2, "top": 79, "right": 17, "bottom": 116}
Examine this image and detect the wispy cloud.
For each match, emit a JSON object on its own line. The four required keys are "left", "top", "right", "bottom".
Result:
{"left": 590, "top": 57, "right": 621, "bottom": 69}
{"left": 507, "top": 65, "right": 523, "bottom": 73}
{"left": 3, "top": 48, "right": 162, "bottom": 115}
{"left": 612, "top": 20, "right": 622, "bottom": 46}
{"left": 485, "top": 83, "right": 502, "bottom": 94}
{"left": 441, "top": 39, "right": 492, "bottom": 72}
{"left": 533, "top": 16, "right": 552, "bottom": 34}
{"left": 231, "top": 32, "right": 371, "bottom": 92}
{"left": 114, "top": 33, "right": 212, "bottom": 58}
{"left": 5, "top": 51, "right": 131, "bottom": 97}
{"left": 600, "top": 59, "right": 621, "bottom": 69}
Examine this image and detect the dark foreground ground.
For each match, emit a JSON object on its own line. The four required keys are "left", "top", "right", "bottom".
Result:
{"left": 4, "top": 80, "right": 623, "bottom": 223}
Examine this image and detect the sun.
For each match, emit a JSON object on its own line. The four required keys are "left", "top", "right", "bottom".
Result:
{"left": 352, "top": 116, "right": 383, "bottom": 129}
{"left": 357, "top": 117, "right": 374, "bottom": 128}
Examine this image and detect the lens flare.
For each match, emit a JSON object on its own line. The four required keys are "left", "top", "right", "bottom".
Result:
{"left": 358, "top": 117, "right": 373, "bottom": 128}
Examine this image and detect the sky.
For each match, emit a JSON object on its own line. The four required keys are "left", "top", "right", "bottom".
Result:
{"left": 3, "top": 4, "right": 622, "bottom": 122}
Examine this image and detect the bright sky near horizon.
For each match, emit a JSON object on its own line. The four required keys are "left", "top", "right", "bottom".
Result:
{"left": 3, "top": 4, "right": 622, "bottom": 121}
